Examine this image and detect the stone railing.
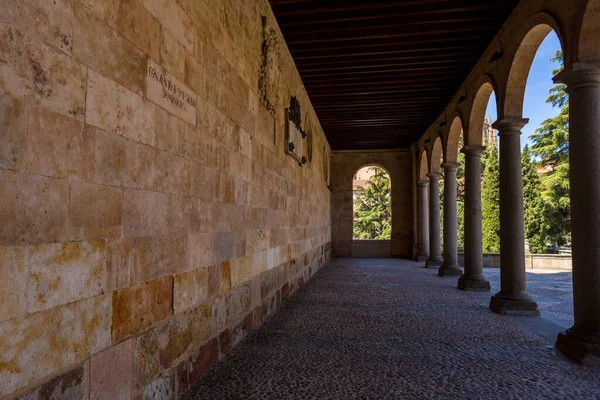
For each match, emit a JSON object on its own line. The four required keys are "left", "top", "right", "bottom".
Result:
{"left": 457, "top": 253, "right": 572, "bottom": 270}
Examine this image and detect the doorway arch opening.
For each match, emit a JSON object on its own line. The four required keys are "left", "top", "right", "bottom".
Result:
{"left": 352, "top": 165, "right": 392, "bottom": 241}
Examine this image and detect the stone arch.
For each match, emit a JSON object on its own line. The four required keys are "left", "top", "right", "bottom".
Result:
{"left": 428, "top": 137, "right": 443, "bottom": 173}
{"left": 419, "top": 150, "right": 428, "bottom": 181}
{"left": 503, "top": 14, "right": 566, "bottom": 118}
{"left": 577, "top": 0, "right": 600, "bottom": 62}
{"left": 444, "top": 115, "right": 464, "bottom": 163}
{"left": 467, "top": 78, "right": 496, "bottom": 146}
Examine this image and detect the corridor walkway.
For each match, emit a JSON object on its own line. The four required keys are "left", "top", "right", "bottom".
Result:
{"left": 181, "top": 259, "right": 600, "bottom": 399}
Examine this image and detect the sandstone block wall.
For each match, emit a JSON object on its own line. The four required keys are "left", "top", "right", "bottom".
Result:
{"left": 331, "top": 150, "right": 413, "bottom": 258}
{"left": 0, "top": 0, "right": 331, "bottom": 398}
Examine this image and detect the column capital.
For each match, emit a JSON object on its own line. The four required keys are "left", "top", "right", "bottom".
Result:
{"left": 417, "top": 179, "right": 429, "bottom": 187}
{"left": 554, "top": 63, "right": 600, "bottom": 90}
{"left": 442, "top": 162, "right": 459, "bottom": 171}
{"left": 492, "top": 118, "right": 529, "bottom": 135}
{"left": 427, "top": 172, "right": 442, "bottom": 180}
{"left": 461, "top": 145, "right": 486, "bottom": 157}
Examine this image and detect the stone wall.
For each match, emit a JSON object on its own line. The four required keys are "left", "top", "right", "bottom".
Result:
{"left": 331, "top": 150, "right": 413, "bottom": 258}
{"left": 0, "top": 0, "right": 331, "bottom": 398}
{"left": 457, "top": 253, "right": 572, "bottom": 270}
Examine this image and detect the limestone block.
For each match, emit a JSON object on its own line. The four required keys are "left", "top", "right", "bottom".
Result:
{"left": 16, "top": 364, "right": 85, "bottom": 400}
{"left": 134, "top": 304, "right": 211, "bottom": 388}
{"left": 86, "top": 70, "right": 156, "bottom": 146}
{"left": 26, "top": 106, "right": 94, "bottom": 181}
{"left": 176, "top": 338, "right": 218, "bottom": 394}
{"left": 216, "top": 173, "right": 235, "bottom": 204}
{"left": 130, "top": 234, "right": 188, "bottom": 286}
{"left": 124, "top": 189, "right": 174, "bottom": 238}
{"left": 14, "top": 0, "right": 74, "bottom": 54}
{"left": 112, "top": 276, "right": 172, "bottom": 341}
{"left": 93, "top": 129, "right": 129, "bottom": 187}
{"left": 188, "top": 233, "right": 215, "bottom": 270}
{"left": 0, "top": 94, "right": 27, "bottom": 170}
{"left": 173, "top": 268, "right": 208, "bottom": 314}
{"left": 219, "top": 260, "right": 232, "bottom": 295}
{"left": 73, "top": 2, "right": 146, "bottom": 95}
{"left": 106, "top": 238, "right": 131, "bottom": 291}
{"left": 0, "top": 24, "right": 87, "bottom": 121}
{"left": 0, "top": 170, "right": 69, "bottom": 245}
{"left": 154, "top": 107, "right": 184, "bottom": 154}
{"left": 70, "top": 182, "right": 123, "bottom": 241}
{"left": 214, "top": 232, "right": 235, "bottom": 263}
{"left": 115, "top": 0, "right": 160, "bottom": 61}
{"left": 238, "top": 128, "right": 253, "bottom": 160}
{"left": 0, "top": 294, "right": 111, "bottom": 396}
{"left": 0, "top": 246, "right": 27, "bottom": 322}
{"left": 185, "top": 53, "right": 203, "bottom": 96}
{"left": 78, "top": 0, "right": 120, "bottom": 27}
{"left": 231, "top": 255, "right": 253, "bottom": 287}
{"left": 28, "top": 241, "right": 106, "bottom": 313}
{"left": 90, "top": 339, "right": 133, "bottom": 400}
{"left": 252, "top": 250, "right": 267, "bottom": 278}
{"left": 246, "top": 230, "right": 268, "bottom": 254}
{"left": 188, "top": 161, "right": 215, "bottom": 201}
{"left": 206, "top": 264, "right": 219, "bottom": 301}
{"left": 140, "top": 0, "right": 193, "bottom": 52}
{"left": 160, "top": 27, "right": 185, "bottom": 81}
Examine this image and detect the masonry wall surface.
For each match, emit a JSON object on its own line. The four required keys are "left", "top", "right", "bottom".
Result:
{"left": 0, "top": 0, "right": 332, "bottom": 398}
{"left": 331, "top": 150, "right": 413, "bottom": 258}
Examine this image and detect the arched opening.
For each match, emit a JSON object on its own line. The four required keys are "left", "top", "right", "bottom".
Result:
{"left": 352, "top": 165, "right": 392, "bottom": 241}
{"left": 515, "top": 28, "right": 570, "bottom": 258}
{"left": 443, "top": 117, "right": 465, "bottom": 253}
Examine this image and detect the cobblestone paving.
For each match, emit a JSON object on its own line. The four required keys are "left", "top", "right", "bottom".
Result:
{"left": 181, "top": 258, "right": 599, "bottom": 400}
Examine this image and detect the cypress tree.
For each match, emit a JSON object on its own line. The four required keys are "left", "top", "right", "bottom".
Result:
{"left": 481, "top": 146, "right": 500, "bottom": 252}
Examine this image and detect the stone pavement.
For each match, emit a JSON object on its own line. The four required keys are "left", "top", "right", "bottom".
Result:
{"left": 181, "top": 258, "right": 599, "bottom": 399}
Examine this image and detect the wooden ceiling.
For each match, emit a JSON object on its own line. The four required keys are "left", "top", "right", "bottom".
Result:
{"left": 269, "top": 0, "right": 520, "bottom": 150}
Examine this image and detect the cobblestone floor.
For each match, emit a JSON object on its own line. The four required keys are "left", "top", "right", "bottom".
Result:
{"left": 181, "top": 258, "right": 599, "bottom": 400}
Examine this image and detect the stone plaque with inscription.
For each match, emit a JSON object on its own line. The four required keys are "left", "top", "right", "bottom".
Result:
{"left": 146, "top": 60, "right": 197, "bottom": 125}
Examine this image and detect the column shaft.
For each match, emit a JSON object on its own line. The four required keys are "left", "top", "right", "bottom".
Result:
{"left": 417, "top": 180, "right": 430, "bottom": 261}
{"left": 458, "top": 146, "right": 490, "bottom": 290}
{"left": 489, "top": 119, "right": 538, "bottom": 315}
{"left": 439, "top": 163, "right": 462, "bottom": 276}
{"left": 555, "top": 65, "right": 600, "bottom": 364}
{"left": 426, "top": 173, "right": 442, "bottom": 267}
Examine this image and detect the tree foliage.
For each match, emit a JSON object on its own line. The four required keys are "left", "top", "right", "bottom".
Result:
{"left": 525, "top": 49, "right": 571, "bottom": 250}
{"left": 353, "top": 166, "right": 392, "bottom": 240}
{"left": 481, "top": 146, "right": 500, "bottom": 252}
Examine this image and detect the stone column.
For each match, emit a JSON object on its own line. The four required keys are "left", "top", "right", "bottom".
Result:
{"left": 417, "top": 180, "right": 430, "bottom": 262}
{"left": 426, "top": 173, "right": 442, "bottom": 268}
{"left": 439, "top": 163, "right": 462, "bottom": 276}
{"left": 458, "top": 146, "right": 490, "bottom": 291}
{"left": 489, "top": 119, "right": 538, "bottom": 315}
{"left": 554, "top": 65, "right": 600, "bottom": 364}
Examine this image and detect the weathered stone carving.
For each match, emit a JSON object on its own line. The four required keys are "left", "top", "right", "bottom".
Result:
{"left": 258, "top": 17, "right": 280, "bottom": 116}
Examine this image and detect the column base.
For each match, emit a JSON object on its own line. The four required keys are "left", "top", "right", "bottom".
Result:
{"left": 489, "top": 293, "right": 539, "bottom": 316}
{"left": 425, "top": 258, "right": 442, "bottom": 268}
{"left": 457, "top": 275, "right": 491, "bottom": 292}
{"left": 438, "top": 265, "right": 463, "bottom": 277}
{"left": 417, "top": 255, "right": 429, "bottom": 262}
{"left": 556, "top": 328, "right": 600, "bottom": 365}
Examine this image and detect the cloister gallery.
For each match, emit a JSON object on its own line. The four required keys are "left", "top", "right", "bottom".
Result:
{"left": 1, "top": 0, "right": 600, "bottom": 398}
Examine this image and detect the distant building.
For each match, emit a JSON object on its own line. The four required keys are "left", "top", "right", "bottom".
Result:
{"left": 482, "top": 116, "right": 498, "bottom": 149}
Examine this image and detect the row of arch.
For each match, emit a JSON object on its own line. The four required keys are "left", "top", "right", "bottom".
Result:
{"left": 418, "top": 0, "right": 599, "bottom": 176}
{"left": 413, "top": 0, "right": 600, "bottom": 364}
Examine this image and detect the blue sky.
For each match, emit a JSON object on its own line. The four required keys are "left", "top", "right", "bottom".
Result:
{"left": 485, "top": 30, "right": 562, "bottom": 148}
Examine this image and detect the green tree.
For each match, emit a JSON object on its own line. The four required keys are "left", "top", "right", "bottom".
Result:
{"left": 481, "top": 146, "right": 500, "bottom": 252}
{"left": 529, "top": 49, "right": 571, "bottom": 247}
{"left": 353, "top": 167, "right": 392, "bottom": 240}
{"left": 522, "top": 145, "right": 547, "bottom": 253}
